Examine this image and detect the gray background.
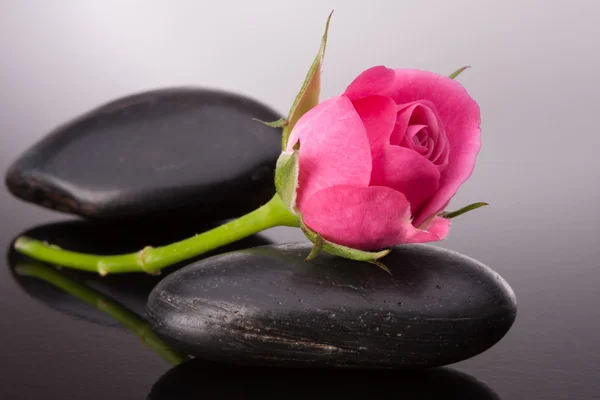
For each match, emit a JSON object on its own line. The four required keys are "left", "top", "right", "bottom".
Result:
{"left": 1, "top": 1, "right": 599, "bottom": 398}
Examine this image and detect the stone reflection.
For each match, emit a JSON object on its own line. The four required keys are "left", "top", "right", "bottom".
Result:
{"left": 148, "top": 357, "right": 502, "bottom": 400}
{"left": 13, "top": 259, "right": 189, "bottom": 365}
{"left": 6, "top": 219, "right": 272, "bottom": 363}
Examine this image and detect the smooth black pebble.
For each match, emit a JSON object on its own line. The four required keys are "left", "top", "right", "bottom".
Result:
{"left": 5, "top": 88, "right": 282, "bottom": 221}
{"left": 146, "top": 242, "right": 517, "bottom": 369}
{"left": 148, "top": 358, "right": 501, "bottom": 399}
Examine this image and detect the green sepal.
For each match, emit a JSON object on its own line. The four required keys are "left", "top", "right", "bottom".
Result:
{"left": 274, "top": 150, "right": 300, "bottom": 213}
{"left": 441, "top": 202, "right": 489, "bottom": 219}
{"left": 305, "top": 234, "right": 324, "bottom": 261}
{"left": 281, "top": 11, "right": 333, "bottom": 150}
{"left": 448, "top": 66, "right": 470, "bottom": 79}
{"left": 368, "top": 260, "right": 392, "bottom": 275}
{"left": 252, "top": 117, "right": 288, "bottom": 128}
{"left": 299, "top": 218, "right": 391, "bottom": 272}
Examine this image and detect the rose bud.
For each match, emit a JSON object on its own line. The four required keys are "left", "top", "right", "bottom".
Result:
{"left": 275, "top": 65, "right": 484, "bottom": 269}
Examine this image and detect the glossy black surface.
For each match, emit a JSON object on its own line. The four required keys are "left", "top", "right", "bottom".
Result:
{"left": 148, "top": 359, "right": 501, "bottom": 399}
{"left": 5, "top": 88, "right": 283, "bottom": 221}
{"left": 146, "top": 243, "right": 516, "bottom": 368}
{"left": 2, "top": 194, "right": 600, "bottom": 399}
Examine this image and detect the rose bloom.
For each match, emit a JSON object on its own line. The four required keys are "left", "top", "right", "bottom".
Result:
{"left": 287, "top": 66, "right": 481, "bottom": 250}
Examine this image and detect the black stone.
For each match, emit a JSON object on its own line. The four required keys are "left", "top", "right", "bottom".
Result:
{"left": 146, "top": 243, "right": 517, "bottom": 369}
{"left": 5, "top": 88, "right": 283, "bottom": 222}
{"left": 148, "top": 358, "right": 502, "bottom": 400}
{"left": 7, "top": 219, "right": 272, "bottom": 327}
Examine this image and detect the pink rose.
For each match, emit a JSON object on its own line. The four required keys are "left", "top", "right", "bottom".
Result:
{"left": 287, "top": 66, "right": 481, "bottom": 251}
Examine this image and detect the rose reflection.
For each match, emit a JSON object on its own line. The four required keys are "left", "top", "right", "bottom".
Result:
{"left": 148, "top": 357, "right": 502, "bottom": 400}
{"left": 6, "top": 219, "right": 273, "bottom": 364}
{"left": 13, "top": 259, "right": 189, "bottom": 365}
{"left": 7, "top": 219, "right": 273, "bottom": 326}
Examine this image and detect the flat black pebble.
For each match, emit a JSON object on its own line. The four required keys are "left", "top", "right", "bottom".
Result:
{"left": 5, "top": 88, "right": 282, "bottom": 221}
{"left": 146, "top": 243, "right": 517, "bottom": 369}
{"left": 148, "top": 358, "right": 501, "bottom": 400}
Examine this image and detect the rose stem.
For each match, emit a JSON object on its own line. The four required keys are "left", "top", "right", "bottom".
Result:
{"left": 13, "top": 194, "right": 299, "bottom": 275}
{"left": 14, "top": 260, "right": 189, "bottom": 365}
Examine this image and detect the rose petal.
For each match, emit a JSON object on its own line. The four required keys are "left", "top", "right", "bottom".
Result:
{"left": 407, "top": 102, "right": 448, "bottom": 166}
{"left": 402, "top": 124, "right": 428, "bottom": 153}
{"left": 389, "top": 103, "right": 416, "bottom": 145}
{"left": 287, "top": 95, "right": 372, "bottom": 210}
{"left": 370, "top": 146, "right": 440, "bottom": 213}
{"left": 350, "top": 95, "right": 397, "bottom": 149}
{"left": 302, "top": 185, "right": 417, "bottom": 250}
{"left": 393, "top": 101, "right": 447, "bottom": 165}
{"left": 407, "top": 217, "right": 450, "bottom": 243}
{"left": 392, "top": 69, "right": 481, "bottom": 226}
{"left": 344, "top": 66, "right": 396, "bottom": 101}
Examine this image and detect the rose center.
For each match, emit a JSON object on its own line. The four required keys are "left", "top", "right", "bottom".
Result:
{"left": 395, "top": 102, "right": 450, "bottom": 168}
{"left": 414, "top": 128, "right": 429, "bottom": 147}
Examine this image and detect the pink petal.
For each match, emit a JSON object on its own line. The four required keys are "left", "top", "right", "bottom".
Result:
{"left": 390, "top": 102, "right": 419, "bottom": 145}
{"left": 404, "top": 101, "right": 448, "bottom": 166}
{"left": 344, "top": 66, "right": 396, "bottom": 101}
{"left": 350, "top": 95, "right": 397, "bottom": 149}
{"left": 402, "top": 124, "right": 429, "bottom": 153}
{"left": 370, "top": 146, "right": 440, "bottom": 213}
{"left": 392, "top": 69, "right": 481, "bottom": 226}
{"left": 287, "top": 95, "right": 372, "bottom": 210}
{"left": 301, "top": 185, "right": 417, "bottom": 250}
{"left": 392, "top": 101, "right": 448, "bottom": 165}
{"left": 407, "top": 217, "right": 450, "bottom": 243}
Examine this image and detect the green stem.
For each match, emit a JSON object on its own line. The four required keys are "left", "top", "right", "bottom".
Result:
{"left": 14, "top": 194, "right": 299, "bottom": 275}
{"left": 15, "top": 261, "right": 189, "bottom": 366}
